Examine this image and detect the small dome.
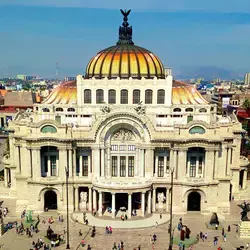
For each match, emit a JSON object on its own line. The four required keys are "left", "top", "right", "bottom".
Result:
{"left": 85, "top": 44, "right": 165, "bottom": 79}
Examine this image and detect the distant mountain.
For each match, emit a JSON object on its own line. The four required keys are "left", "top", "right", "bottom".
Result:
{"left": 174, "top": 66, "right": 244, "bottom": 81}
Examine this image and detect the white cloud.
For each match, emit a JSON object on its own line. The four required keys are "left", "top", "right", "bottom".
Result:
{"left": 1, "top": 0, "right": 250, "bottom": 13}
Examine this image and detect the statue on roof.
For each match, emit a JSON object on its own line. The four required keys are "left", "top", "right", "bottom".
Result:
{"left": 117, "top": 9, "right": 134, "bottom": 45}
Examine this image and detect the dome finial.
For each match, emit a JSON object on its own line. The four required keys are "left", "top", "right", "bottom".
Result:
{"left": 117, "top": 9, "right": 134, "bottom": 45}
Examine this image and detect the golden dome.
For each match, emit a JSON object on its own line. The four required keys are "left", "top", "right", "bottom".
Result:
{"left": 85, "top": 10, "right": 165, "bottom": 80}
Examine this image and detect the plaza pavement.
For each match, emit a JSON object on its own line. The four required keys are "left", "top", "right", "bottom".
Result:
{"left": 0, "top": 198, "right": 249, "bottom": 250}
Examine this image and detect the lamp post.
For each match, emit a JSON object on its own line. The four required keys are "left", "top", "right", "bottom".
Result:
{"left": 168, "top": 167, "right": 174, "bottom": 250}
{"left": 65, "top": 166, "right": 70, "bottom": 249}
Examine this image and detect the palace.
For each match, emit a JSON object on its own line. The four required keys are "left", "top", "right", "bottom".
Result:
{"left": 2, "top": 10, "right": 249, "bottom": 217}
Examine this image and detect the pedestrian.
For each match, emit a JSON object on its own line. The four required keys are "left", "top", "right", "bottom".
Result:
{"left": 245, "top": 242, "right": 249, "bottom": 249}
{"left": 223, "top": 233, "right": 226, "bottom": 242}
{"left": 160, "top": 213, "right": 162, "bottom": 219}
{"left": 178, "top": 241, "right": 183, "bottom": 250}
{"left": 155, "top": 222, "right": 158, "bottom": 228}
{"left": 222, "top": 228, "right": 224, "bottom": 236}
{"left": 227, "top": 225, "right": 231, "bottom": 232}
{"left": 182, "top": 244, "right": 185, "bottom": 250}
{"left": 204, "top": 232, "right": 208, "bottom": 239}
{"left": 87, "top": 244, "right": 91, "bottom": 250}
{"left": 189, "top": 245, "right": 193, "bottom": 250}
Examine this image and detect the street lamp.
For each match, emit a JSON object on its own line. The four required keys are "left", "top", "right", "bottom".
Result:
{"left": 65, "top": 166, "right": 70, "bottom": 249}
{"left": 168, "top": 166, "right": 174, "bottom": 250}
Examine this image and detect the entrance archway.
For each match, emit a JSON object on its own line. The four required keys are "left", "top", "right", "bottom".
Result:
{"left": 44, "top": 190, "right": 57, "bottom": 210}
{"left": 187, "top": 191, "right": 201, "bottom": 211}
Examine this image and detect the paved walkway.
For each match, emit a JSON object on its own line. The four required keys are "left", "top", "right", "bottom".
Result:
{"left": 72, "top": 212, "right": 170, "bottom": 228}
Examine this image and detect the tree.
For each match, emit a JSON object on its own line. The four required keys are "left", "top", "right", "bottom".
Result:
{"left": 242, "top": 99, "right": 250, "bottom": 109}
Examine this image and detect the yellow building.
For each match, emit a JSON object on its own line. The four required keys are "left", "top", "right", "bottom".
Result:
{"left": 2, "top": 11, "right": 249, "bottom": 217}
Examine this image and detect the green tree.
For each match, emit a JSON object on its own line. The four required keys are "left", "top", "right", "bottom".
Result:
{"left": 242, "top": 99, "right": 250, "bottom": 109}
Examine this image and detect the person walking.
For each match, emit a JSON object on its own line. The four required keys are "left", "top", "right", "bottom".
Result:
{"left": 245, "top": 242, "right": 249, "bottom": 249}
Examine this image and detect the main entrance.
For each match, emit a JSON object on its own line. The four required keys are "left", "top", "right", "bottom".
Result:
{"left": 187, "top": 191, "right": 201, "bottom": 211}
{"left": 44, "top": 190, "right": 57, "bottom": 210}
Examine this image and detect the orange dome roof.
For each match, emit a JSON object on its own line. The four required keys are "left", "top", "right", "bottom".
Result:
{"left": 42, "top": 80, "right": 208, "bottom": 105}
{"left": 42, "top": 81, "right": 77, "bottom": 105}
{"left": 172, "top": 81, "right": 208, "bottom": 105}
{"left": 85, "top": 44, "right": 165, "bottom": 79}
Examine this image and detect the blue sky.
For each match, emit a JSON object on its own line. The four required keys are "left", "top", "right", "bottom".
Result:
{"left": 0, "top": 1, "right": 250, "bottom": 78}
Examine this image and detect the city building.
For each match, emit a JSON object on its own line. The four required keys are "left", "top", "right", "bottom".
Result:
{"left": 2, "top": 11, "right": 249, "bottom": 217}
{"left": 244, "top": 73, "right": 250, "bottom": 85}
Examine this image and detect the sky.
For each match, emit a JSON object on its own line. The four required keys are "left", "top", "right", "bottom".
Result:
{"left": 0, "top": 0, "right": 250, "bottom": 78}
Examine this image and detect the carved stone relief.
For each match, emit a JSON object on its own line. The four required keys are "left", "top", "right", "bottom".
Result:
{"left": 112, "top": 129, "right": 134, "bottom": 142}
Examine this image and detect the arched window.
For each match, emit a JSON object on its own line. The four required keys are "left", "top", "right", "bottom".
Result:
{"left": 41, "top": 125, "right": 57, "bottom": 133}
{"left": 157, "top": 89, "right": 165, "bottom": 104}
{"left": 84, "top": 89, "right": 91, "bottom": 104}
{"left": 133, "top": 89, "right": 140, "bottom": 104}
{"left": 108, "top": 89, "right": 116, "bottom": 104}
{"left": 185, "top": 108, "right": 194, "bottom": 112}
{"left": 189, "top": 126, "right": 205, "bottom": 134}
{"left": 96, "top": 89, "right": 104, "bottom": 104}
{"left": 55, "top": 107, "right": 63, "bottom": 112}
{"left": 120, "top": 89, "right": 128, "bottom": 104}
{"left": 173, "top": 108, "right": 181, "bottom": 112}
{"left": 67, "top": 107, "right": 75, "bottom": 112}
{"left": 145, "top": 89, "right": 153, "bottom": 104}
{"left": 42, "top": 108, "right": 50, "bottom": 112}
{"left": 210, "top": 107, "right": 214, "bottom": 111}
{"left": 199, "top": 108, "right": 207, "bottom": 113}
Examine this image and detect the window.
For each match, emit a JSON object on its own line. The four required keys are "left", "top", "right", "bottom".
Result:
{"left": 230, "top": 148, "right": 233, "bottom": 164}
{"left": 189, "top": 156, "right": 196, "bottom": 177}
{"left": 84, "top": 89, "right": 92, "bottom": 104}
{"left": 83, "top": 156, "right": 88, "bottom": 176}
{"left": 108, "top": 89, "right": 116, "bottom": 104}
{"left": 50, "top": 155, "right": 57, "bottom": 176}
{"left": 189, "top": 126, "right": 205, "bottom": 134}
{"left": 42, "top": 108, "right": 50, "bottom": 112}
{"left": 43, "top": 155, "right": 48, "bottom": 175}
{"left": 199, "top": 108, "right": 207, "bottom": 113}
{"left": 173, "top": 108, "right": 181, "bottom": 112}
{"left": 67, "top": 107, "right": 75, "bottom": 112}
{"left": 128, "top": 145, "right": 135, "bottom": 151}
{"left": 76, "top": 157, "right": 79, "bottom": 176}
{"left": 111, "top": 145, "right": 118, "bottom": 151}
{"left": 185, "top": 108, "right": 193, "bottom": 112}
{"left": 211, "top": 107, "right": 214, "bottom": 111}
{"left": 187, "top": 115, "right": 193, "bottom": 123}
{"left": 157, "top": 89, "right": 165, "bottom": 104}
{"left": 55, "top": 107, "right": 63, "bottom": 112}
{"left": 158, "top": 156, "right": 164, "bottom": 177}
{"left": 41, "top": 125, "right": 57, "bottom": 133}
{"left": 166, "top": 156, "right": 170, "bottom": 173}
{"left": 128, "top": 156, "right": 134, "bottom": 177}
{"left": 55, "top": 116, "right": 61, "bottom": 124}
{"left": 112, "top": 156, "right": 118, "bottom": 177}
{"left": 119, "top": 145, "right": 126, "bottom": 151}
{"left": 198, "top": 156, "right": 203, "bottom": 174}
{"left": 96, "top": 89, "right": 104, "bottom": 104}
{"left": 133, "top": 89, "right": 140, "bottom": 104}
{"left": 145, "top": 89, "right": 153, "bottom": 104}
{"left": 120, "top": 89, "right": 128, "bottom": 104}
{"left": 120, "top": 156, "right": 126, "bottom": 177}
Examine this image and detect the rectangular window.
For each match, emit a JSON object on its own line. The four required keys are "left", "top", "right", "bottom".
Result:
{"left": 230, "top": 148, "right": 233, "bottom": 164}
{"left": 83, "top": 156, "right": 88, "bottom": 176}
{"left": 119, "top": 145, "right": 126, "bottom": 151}
{"left": 128, "top": 156, "right": 134, "bottom": 177}
{"left": 128, "top": 145, "right": 135, "bottom": 151}
{"left": 189, "top": 156, "right": 196, "bottom": 177}
{"left": 133, "top": 90, "right": 140, "bottom": 104}
{"left": 166, "top": 155, "right": 170, "bottom": 173}
{"left": 198, "top": 156, "right": 203, "bottom": 174}
{"left": 76, "top": 157, "right": 79, "bottom": 176}
{"left": 158, "top": 156, "right": 164, "bottom": 177}
{"left": 44, "top": 155, "right": 48, "bottom": 175}
{"left": 112, "top": 156, "right": 118, "bottom": 177}
{"left": 50, "top": 155, "right": 57, "bottom": 176}
{"left": 120, "top": 156, "right": 126, "bottom": 177}
{"left": 111, "top": 145, "right": 118, "bottom": 151}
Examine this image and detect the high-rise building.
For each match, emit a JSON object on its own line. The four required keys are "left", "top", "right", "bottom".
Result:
{"left": 244, "top": 72, "right": 250, "bottom": 85}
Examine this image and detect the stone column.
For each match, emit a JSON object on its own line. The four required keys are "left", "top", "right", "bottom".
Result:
{"left": 166, "top": 188, "right": 169, "bottom": 212}
{"left": 69, "top": 149, "right": 73, "bottom": 177}
{"left": 101, "top": 149, "right": 105, "bottom": 177}
{"left": 152, "top": 188, "right": 156, "bottom": 212}
{"left": 128, "top": 193, "right": 132, "bottom": 218}
{"left": 147, "top": 190, "right": 151, "bottom": 214}
{"left": 213, "top": 150, "right": 219, "bottom": 179}
{"left": 107, "top": 147, "right": 111, "bottom": 178}
{"left": 155, "top": 155, "right": 158, "bottom": 177}
{"left": 136, "top": 148, "right": 140, "bottom": 176}
{"left": 58, "top": 148, "right": 67, "bottom": 178}
{"left": 4, "top": 168, "right": 8, "bottom": 187}
{"left": 74, "top": 187, "right": 79, "bottom": 211}
{"left": 126, "top": 156, "right": 129, "bottom": 177}
{"left": 205, "top": 149, "right": 214, "bottom": 181}
{"left": 73, "top": 149, "right": 77, "bottom": 177}
{"left": 112, "top": 193, "right": 116, "bottom": 218}
{"left": 177, "top": 150, "right": 187, "bottom": 179}
{"left": 98, "top": 191, "right": 103, "bottom": 216}
{"left": 164, "top": 156, "right": 167, "bottom": 176}
{"left": 141, "top": 192, "right": 145, "bottom": 217}
{"left": 173, "top": 150, "right": 178, "bottom": 179}
{"left": 88, "top": 187, "right": 92, "bottom": 212}
{"left": 145, "top": 148, "right": 154, "bottom": 177}
{"left": 32, "top": 148, "right": 41, "bottom": 178}
{"left": 243, "top": 170, "right": 248, "bottom": 189}
{"left": 141, "top": 149, "right": 145, "bottom": 177}
{"left": 88, "top": 155, "right": 91, "bottom": 177}
{"left": 47, "top": 155, "right": 51, "bottom": 177}
{"left": 79, "top": 155, "right": 83, "bottom": 177}
{"left": 93, "top": 189, "right": 97, "bottom": 212}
